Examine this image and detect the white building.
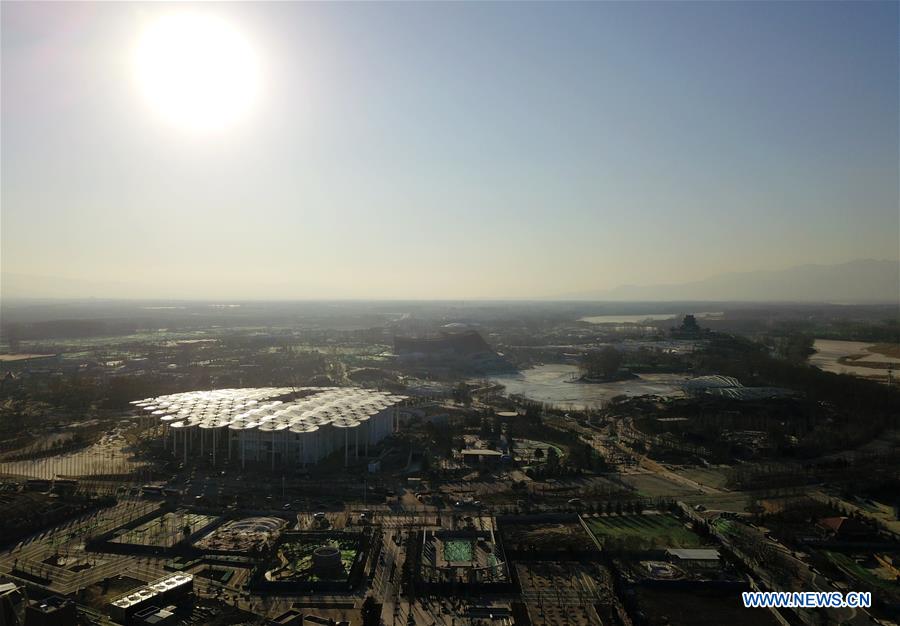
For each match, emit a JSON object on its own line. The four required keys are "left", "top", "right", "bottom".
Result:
{"left": 132, "top": 387, "right": 406, "bottom": 468}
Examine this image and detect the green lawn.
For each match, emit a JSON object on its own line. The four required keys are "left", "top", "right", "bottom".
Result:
{"left": 443, "top": 539, "right": 474, "bottom": 562}
{"left": 711, "top": 517, "right": 737, "bottom": 537}
{"left": 586, "top": 514, "right": 703, "bottom": 550}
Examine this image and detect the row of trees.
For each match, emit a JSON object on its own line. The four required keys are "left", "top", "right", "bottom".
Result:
{"left": 715, "top": 519, "right": 802, "bottom": 588}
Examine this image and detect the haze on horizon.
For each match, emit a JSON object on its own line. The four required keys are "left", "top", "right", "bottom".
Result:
{"left": 2, "top": 1, "right": 898, "bottom": 301}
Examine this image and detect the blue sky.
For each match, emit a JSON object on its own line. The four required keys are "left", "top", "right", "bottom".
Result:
{"left": 2, "top": 1, "right": 897, "bottom": 299}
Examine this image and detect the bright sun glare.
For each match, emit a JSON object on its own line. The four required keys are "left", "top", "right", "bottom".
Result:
{"left": 134, "top": 14, "right": 260, "bottom": 132}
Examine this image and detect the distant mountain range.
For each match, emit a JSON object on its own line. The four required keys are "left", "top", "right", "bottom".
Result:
{"left": 1, "top": 273, "right": 139, "bottom": 300}
{"left": 565, "top": 259, "right": 900, "bottom": 303}
{"left": 3, "top": 259, "right": 899, "bottom": 303}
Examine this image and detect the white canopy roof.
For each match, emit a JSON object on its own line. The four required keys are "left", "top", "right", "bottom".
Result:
{"left": 137, "top": 386, "right": 406, "bottom": 433}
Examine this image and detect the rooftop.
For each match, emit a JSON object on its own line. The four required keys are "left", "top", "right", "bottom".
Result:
{"left": 682, "top": 376, "right": 794, "bottom": 400}
{"left": 462, "top": 448, "right": 504, "bottom": 457}
{"left": 132, "top": 387, "right": 407, "bottom": 433}
{"left": 666, "top": 548, "right": 720, "bottom": 561}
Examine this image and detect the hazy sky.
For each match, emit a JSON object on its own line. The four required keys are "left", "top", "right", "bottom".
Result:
{"left": 2, "top": 1, "right": 898, "bottom": 299}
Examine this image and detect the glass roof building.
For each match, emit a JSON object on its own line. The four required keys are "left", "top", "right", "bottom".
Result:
{"left": 131, "top": 387, "right": 407, "bottom": 468}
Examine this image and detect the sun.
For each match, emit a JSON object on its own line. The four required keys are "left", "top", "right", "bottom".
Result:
{"left": 133, "top": 13, "right": 260, "bottom": 132}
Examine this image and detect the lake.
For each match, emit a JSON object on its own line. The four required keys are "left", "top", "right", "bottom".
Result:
{"left": 579, "top": 311, "right": 723, "bottom": 325}
{"left": 486, "top": 364, "right": 686, "bottom": 409}
{"left": 809, "top": 339, "right": 898, "bottom": 380}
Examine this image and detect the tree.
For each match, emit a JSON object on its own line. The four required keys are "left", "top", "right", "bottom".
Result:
{"left": 546, "top": 446, "right": 559, "bottom": 471}
{"left": 568, "top": 443, "right": 597, "bottom": 472}
{"left": 452, "top": 383, "right": 472, "bottom": 406}
{"left": 580, "top": 347, "right": 623, "bottom": 379}
{"left": 775, "top": 334, "right": 815, "bottom": 363}
{"left": 362, "top": 596, "right": 380, "bottom": 626}
{"left": 680, "top": 315, "right": 700, "bottom": 332}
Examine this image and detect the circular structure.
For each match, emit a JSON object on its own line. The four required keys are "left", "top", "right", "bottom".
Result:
{"left": 312, "top": 545, "right": 344, "bottom": 578}
{"left": 194, "top": 516, "right": 285, "bottom": 552}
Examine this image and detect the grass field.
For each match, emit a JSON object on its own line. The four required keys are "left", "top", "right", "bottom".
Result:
{"left": 823, "top": 551, "right": 900, "bottom": 593}
{"left": 676, "top": 467, "right": 730, "bottom": 490}
{"left": 502, "top": 521, "right": 599, "bottom": 553}
{"left": 619, "top": 473, "right": 697, "bottom": 497}
{"left": 586, "top": 514, "right": 703, "bottom": 550}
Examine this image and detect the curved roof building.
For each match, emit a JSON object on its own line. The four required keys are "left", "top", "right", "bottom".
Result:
{"left": 132, "top": 387, "right": 406, "bottom": 468}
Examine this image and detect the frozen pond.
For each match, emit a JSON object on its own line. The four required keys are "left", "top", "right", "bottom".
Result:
{"left": 579, "top": 311, "right": 723, "bottom": 324}
{"left": 809, "top": 339, "right": 899, "bottom": 380}
{"left": 486, "top": 364, "right": 686, "bottom": 409}
{"left": 580, "top": 313, "right": 678, "bottom": 324}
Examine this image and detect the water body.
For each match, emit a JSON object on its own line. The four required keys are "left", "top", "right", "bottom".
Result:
{"left": 809, "top": 339, "right": 895, "bottom": 379}
{"left": 579, "top": 311, "right": 723, "bottom": 324}
{"left": 486, "top": 364, "right": 686, "bottom": 409}
{"left": 580, "top": 313, "right": 677, "bottom": 324}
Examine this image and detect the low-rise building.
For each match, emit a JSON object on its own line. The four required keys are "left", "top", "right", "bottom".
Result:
{"left": 25, "top": 595, "right": 75, "bottom": 626}
{"left": 461, "top": 448, "right": 504, "bottom": 467}
{"left": 816, "top": 516, "right": 873, "bottom": 541}
{"left": 666, "top": 548, "right": 721, "bottom": 569}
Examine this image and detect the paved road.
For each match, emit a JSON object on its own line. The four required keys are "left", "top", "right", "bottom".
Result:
{"left": 379, "top": 529, "right": 406, "bottom": 625}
